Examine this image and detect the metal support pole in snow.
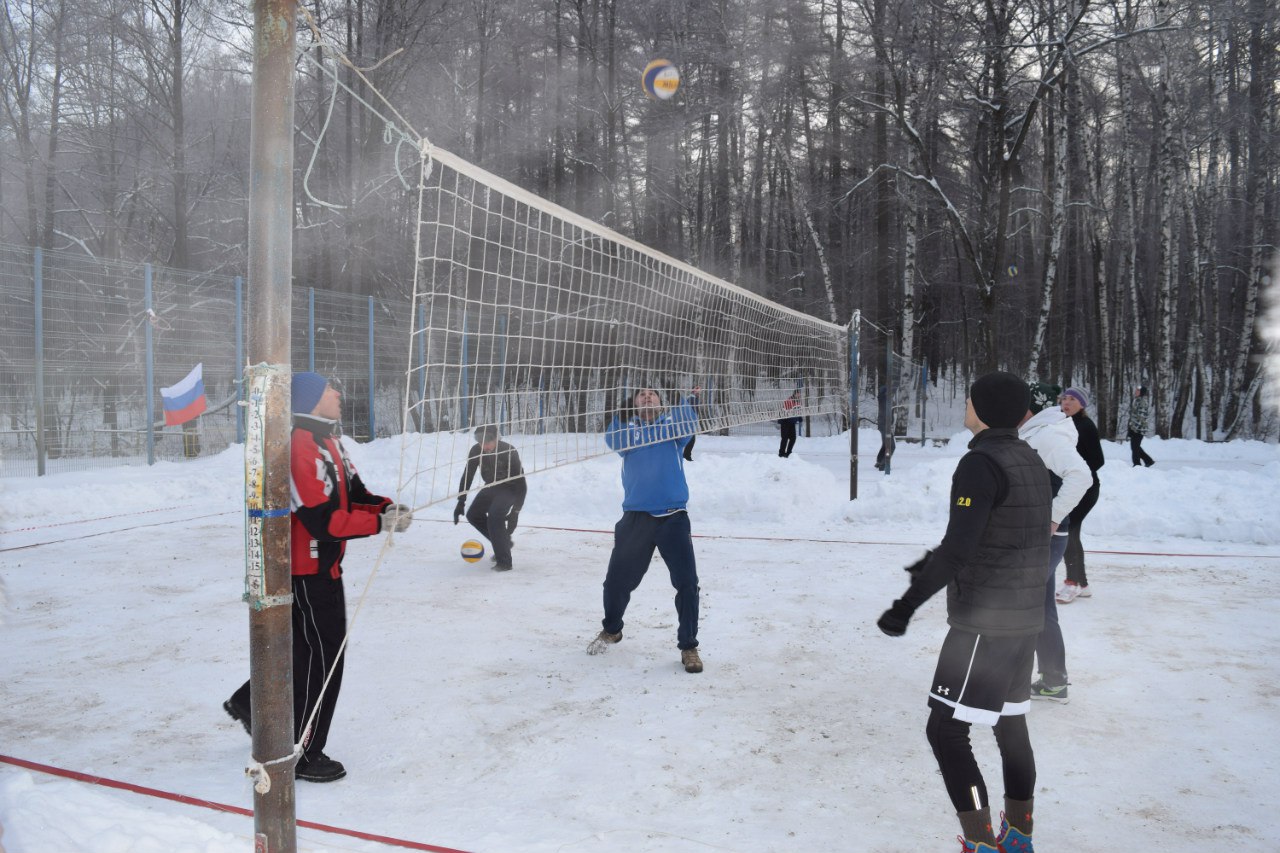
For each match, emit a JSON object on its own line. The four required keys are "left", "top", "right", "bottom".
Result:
{"left": 144, "top": 264, "right": 155, "bottom": 466}
{"left": 367, "top": 296, "right": 376, "bottom": 439}
{"left": 236, "top": 276, "right": 245, "bottom": 445}
{"left": 849, "top": 311, "right": 860, "bottom": 500}
{"left": 246, "top": 0, "right": 299, "bottom": 848}
{"left": 34, "top": 248, "right": 46, "bottom": 476}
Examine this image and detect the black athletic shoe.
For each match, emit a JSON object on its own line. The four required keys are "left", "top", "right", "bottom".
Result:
{"left": 1030, "top": 680, "right": 1069, "bottom": 704}
{"left": 223, "top": 697, "right": 251, "bottom": 735}
{"left": 492, "top": 561, "right": 513, "bottom": 572}
{"left": 296, "top": 751, "right": 346, "bottom": 782}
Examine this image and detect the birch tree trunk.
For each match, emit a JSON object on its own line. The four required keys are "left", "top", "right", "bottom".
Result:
{"left": 1153, "top": 62, "right": 1177, "bottom": 436}
{"left": 1028, "top": 84, "right": 1067, "bottom": 379}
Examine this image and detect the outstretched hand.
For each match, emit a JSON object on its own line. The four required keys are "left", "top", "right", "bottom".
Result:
{"left": 381, "top": 503, "right": 414, "bottom": 533}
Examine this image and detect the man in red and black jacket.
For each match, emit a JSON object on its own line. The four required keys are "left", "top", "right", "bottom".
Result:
{"left": 225, "top": 372, "right": 412, "bottom": 782}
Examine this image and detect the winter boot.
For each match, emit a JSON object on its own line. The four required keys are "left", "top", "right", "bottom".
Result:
{"left": 997, "top": 797, "right": 1034, "bottom": 853}
{"left": 295, "top": 751, "right": 346, "bottom": 783}
{"left": 681, "top": 648, "right": 703, "bottom": 673}
{"left": 587, "top": 630, "right": 622, "bottom": 655}
{"left": 223, "top": 697, "right": 251, "bottom": 735}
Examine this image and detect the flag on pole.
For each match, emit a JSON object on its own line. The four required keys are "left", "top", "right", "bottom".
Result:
{"left": 160, "top": 363, "right": 207, "bottom": 426}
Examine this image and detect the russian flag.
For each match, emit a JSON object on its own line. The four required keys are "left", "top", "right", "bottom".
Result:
{"left": 160, "top": 363, "right": 207, "bottom": 426}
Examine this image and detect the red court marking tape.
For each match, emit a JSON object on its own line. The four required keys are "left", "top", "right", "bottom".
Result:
{"left": 0, "top": 754, "right": 474, "bottom": 853}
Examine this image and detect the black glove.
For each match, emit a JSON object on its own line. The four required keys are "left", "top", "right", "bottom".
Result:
{"left": 877, "top": 599, "right": 916, "bottom": 637}
{"left": 452, "top": 498, "right": 465, "bottom": 524}
{"left": 904, "top": 550, "right": 933, "bottom": 582}
{"left": 506, "top": 509, "right": 520, "bottom": 533}
{"left": 381, "top": 503, "right": 413, "bottom": 533}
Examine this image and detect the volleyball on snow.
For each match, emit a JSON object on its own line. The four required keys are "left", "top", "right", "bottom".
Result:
{"left": 642, "top": 59, "right": 681, "bottom": 100}
{"left": 461, "top": 539, "right": 485, "bottom": 563}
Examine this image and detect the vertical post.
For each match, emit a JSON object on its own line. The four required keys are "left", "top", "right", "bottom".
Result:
{"left": 416, "top": 302, "right": 427, "bottom": 432}
{"left": 307, "top": 287, "right": 315, "bottom": 372}
{"left": 144, "top": 263, "right": 156, "bottom": 466}
{"left": 236, "top": 275, "right": 245, "bottom": 444}
{"left": 367, "top": 295, "right": 376, "bottom": 439}
{"left": 247, "top": 0, "right": 298, "bottom": 849}
{"left": 882, "top": 341, "right": 892, "bottom": 475}
{"left": 496, "top": 313, "right": 508, "bottom": 428}
{"left": 849, "top": 311, "right": 859, "bottom": 500}
{"left": 920, "top": 362, "right": 928, "bottom": 444}
{"left": 33, "top": 247, "right": 46, "bottom": 476}
{"left": 461, "top": 310, "right": 471, "bottom": 428}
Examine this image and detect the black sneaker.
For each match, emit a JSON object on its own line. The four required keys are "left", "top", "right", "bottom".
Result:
{"left": 296, "top": 751, "right": 346, "bottom": 782}
{"left": 223, "top": 697, "right": 251, "bottom": 735}
{"left": 492, "top": 561, "right": 513, "bottom": 572}
{"left": 1030, "top": 680, "right": 1069, "bottom": 704}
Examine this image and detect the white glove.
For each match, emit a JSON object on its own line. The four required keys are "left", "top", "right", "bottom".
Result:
{"left": 381, "top": 503, "right": 414, "bottom": 533}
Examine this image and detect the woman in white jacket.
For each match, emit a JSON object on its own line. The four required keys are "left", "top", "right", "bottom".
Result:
{"left": 1018, "top": 384, "right": 1093, "bottom": 703}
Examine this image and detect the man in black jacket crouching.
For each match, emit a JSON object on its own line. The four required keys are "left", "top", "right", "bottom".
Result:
{"left": 878, "top": 371, "right": 1052, "bottom": 853}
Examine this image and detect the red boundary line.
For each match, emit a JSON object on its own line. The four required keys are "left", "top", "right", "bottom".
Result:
{"left": 0, "top": 754, "right": 474, "bottom": 853}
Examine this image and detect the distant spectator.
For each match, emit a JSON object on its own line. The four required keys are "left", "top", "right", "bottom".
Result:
{"left": 778, "top": 389, "right": 803, "bottom": 458}
{"left": 875, "top": 385, "right": 896, "bottom": 471}
{"left": 1128, "top": 386, "right": 1155, "bottom": 468}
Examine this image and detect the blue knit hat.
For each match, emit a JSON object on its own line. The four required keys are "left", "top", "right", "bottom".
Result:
{"left": 292, "top": 371, "right": 329, "bottom": 414}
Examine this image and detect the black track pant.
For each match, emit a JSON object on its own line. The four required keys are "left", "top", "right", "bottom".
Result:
{"left": 232, "top": 572, "right": 347, "bottom": 757}
{"left": 1064, "top": 479, "right": 1099, "bottom": 586}
{"left": 926, "top": 705, "right": 1035, "bottom": 813}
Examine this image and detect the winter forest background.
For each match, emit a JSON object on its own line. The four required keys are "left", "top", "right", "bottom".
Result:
{"left": 1, "top": 0, "right": 1276, "bottom": 439}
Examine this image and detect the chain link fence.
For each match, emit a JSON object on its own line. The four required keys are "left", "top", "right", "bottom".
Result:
{"left": 0, "top": 244, "right": 414, "bottom": 477}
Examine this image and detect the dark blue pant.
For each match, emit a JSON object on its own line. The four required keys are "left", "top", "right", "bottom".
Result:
{"left": 1035, "top": 533, "right": 1070, "bottom": 686}
{"left": 602, "top": 511, "right": 699, "bottom": 650}
{"left": 466, "top": 484, "right": 522, "bottom": 566}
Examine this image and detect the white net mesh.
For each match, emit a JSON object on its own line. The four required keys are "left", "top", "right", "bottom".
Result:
{"left": 294, "top": 48, "right": 848, "bottom": 510}
{"left": 395, "top": 144, "right": 849, "bottom": 509}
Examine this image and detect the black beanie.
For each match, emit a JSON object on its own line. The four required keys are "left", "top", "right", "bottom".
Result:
{"left": 970, "top": 371, "right": 1031, "bottom": 428}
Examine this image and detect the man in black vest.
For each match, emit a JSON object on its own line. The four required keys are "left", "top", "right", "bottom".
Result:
{"left": 878, "top": 371, "right": 1052, "bottom": 853}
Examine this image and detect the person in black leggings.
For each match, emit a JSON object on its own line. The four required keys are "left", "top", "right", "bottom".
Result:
{"left": 1058, "top": 387, "right": 1103, "bottom": 602}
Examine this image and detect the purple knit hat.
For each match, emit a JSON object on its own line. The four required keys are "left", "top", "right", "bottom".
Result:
{"left": 1062, "top": 387, "right": 1090, "bottom": 409}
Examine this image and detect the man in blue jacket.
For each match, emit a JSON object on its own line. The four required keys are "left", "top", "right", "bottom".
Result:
{"left": 588, "top": 385, "right": 703, "bottom": 673}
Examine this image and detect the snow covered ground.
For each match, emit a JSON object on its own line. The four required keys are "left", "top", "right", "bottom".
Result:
{"left": 1, "top": 429, "right": 1278, "bottom": 853}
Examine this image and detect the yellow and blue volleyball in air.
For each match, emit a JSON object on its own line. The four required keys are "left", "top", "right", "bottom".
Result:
{"left": 642, "top": 59, "right": 681, "bottom": 101}
{"left": 461, "top": 539, "right": 486, "bottom": 563}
